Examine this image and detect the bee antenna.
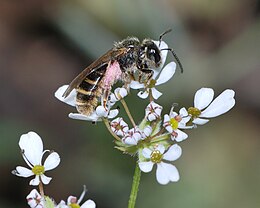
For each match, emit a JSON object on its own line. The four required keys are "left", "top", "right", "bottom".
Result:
{"left": 159, "top": 29, "right": 172, "bottom": 47}
{"left": 161, "top": 48, "right": 184, "bottom": 73}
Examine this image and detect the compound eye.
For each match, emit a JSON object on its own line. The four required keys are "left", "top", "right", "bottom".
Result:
{"left": 147, "top": 47, "right": 161, "bottom": 64}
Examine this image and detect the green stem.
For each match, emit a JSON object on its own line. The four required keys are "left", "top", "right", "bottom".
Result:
{"left": 120, "top": 99, "right": 136, "bottom": 127}
{"left": 128, "top": 163, "right": 141, "bottom": 208}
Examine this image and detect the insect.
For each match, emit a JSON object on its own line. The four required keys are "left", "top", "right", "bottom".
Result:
{"left": 62, "top": 29, "right": 183, "bottom": 115}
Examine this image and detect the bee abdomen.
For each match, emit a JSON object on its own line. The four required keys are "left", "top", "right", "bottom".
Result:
{"left": 76, "top": 75, "right": 103, "bottom": 115}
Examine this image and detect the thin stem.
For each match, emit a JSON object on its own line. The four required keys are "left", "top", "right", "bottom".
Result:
{"left": 120, "top": 99, "right": 136, "bottom": 127}
{"left": 39, "top": 181, "right": 44, "bottom": 197}
{"left": 128, "top": 162, "right": 141, "bottom": 208}
{"left": 103, "top": 118, "right": 121, "bottom": 141}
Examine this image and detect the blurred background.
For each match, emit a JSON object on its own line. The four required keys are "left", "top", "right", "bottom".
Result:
{"left": 1, "top": 0, "right": 260, "bottom": 207}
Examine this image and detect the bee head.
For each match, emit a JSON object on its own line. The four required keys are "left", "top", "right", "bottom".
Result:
{"left": 138, "top": 39, "right": 162, "bottom": 69}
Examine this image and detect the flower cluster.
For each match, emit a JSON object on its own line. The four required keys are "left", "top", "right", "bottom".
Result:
{"left": 13, "top": 132, "right": 96, "bottom": 208}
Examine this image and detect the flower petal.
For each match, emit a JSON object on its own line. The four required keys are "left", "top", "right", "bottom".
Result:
{"left": 19, "top": 132, "right": 43, "bottom": 166}
{"left": 139, "top": 161, "right": 154, "bottom": 173}
{"left": 69, "top": 113, "right": 101, "bottom": 122}
{"left": 154, "top": 40, "right": 168, "bottom": 67}
{"left": 55, "top": 85, "right": 76, "bottom": 107}
{"left": 81, "top": 200, "right": 96, "bottom": 208}
{"left": 40, "top": 174, "right": 52, "bottom": 185}
{"left": 194, "top": 88, "right": 214, "bottom": 110}
{"left": 174, "top": 129, "right": 188, "bottom": 142}
{"left": 13, "top": 166, "right": 34, "bottom": 177}
{"left": 142, "top": 148, "right": 152, "bottom": 159}
{"left": 29, "top": 175, "right": 40, "bottom": 186}
{"left": 200, "top": 89, "right": 235, "bottom": 118}
{"left": 155, "top": 62, "right": 176, "bottom": 85}
{"left": 157, "top": 144, "right": 165, "bottom": 154}
{"left": 163, "top": 144, "right": 182, "bottom": 161}
{"left": 43, "top": 152, "right": 60, "bottom": 171}
{"left": 107, "top": 109, "right": 119, "bottom": 119}
{"left": 156, "top": 162, "right": 180, "bottom": 185}
{"left": 130, "top": 81, "right": 145, "bottom": 89}
{"left": 151, "top": 88, "right": 162, "bottom": 99}
{"left": 137, "top": 90, "right": 149, "bottom": 99}
{"left": 193, "top": 118, "right": 209, "bottom": 125}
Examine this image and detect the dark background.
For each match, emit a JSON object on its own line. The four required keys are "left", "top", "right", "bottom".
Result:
{"left": 1, "top": 0, "right": 260, "bottom": 207}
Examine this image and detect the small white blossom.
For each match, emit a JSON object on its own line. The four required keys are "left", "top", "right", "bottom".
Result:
{"left": 12, "top": 132, "right": 60, "bottom": 186}
{"left": 163, "top": 107, "right": 191, "bottom": 142}
{"left": 110, "top": 117, "right": 129, "bottom": 137}
{"left": 56, "top": 186, "right": 96, "bottom": 208}
{"left": 110, "top": 87, "right": 128, "bottom": 103}
{"left": 130, "top": 40, "right": 176, "bottom": 99}
{"left": 145, "top": 101, "right": 163, "bottom": 121}
{"left": 122, "top": 127, "right": 143, "bottom": 145}
{"left": 27, "top": 189, "right": 44, "bottom": 208}
{"left": 55, "top": 85, "right": 119, "bottom": 122}
{"left": 186, "top": 88, "right": 236, "bottom": 125}
{"left": 139, "top": 144, "right": 182, "bottom": 185}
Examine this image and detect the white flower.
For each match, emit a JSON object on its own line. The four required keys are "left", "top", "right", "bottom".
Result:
{"left": 163, "top": 107, "right": 191, "bottom": 142}
{"left": 110, "top": 117, "right": 129, "bottom": 137}
{"left": 27, "top": 189, "right": 44, "bottom": 208}
{"left": 110, "top": 87, "right": 128, "bottom": 103}
{"left": 145, "top": 101, "right": 163, "bottom": 121}
{"left": 122, "top": 127, "right": 143, "bottom": 145}
{"left": 139, "top": 144, "right": 182, "bottom": 185}
{"left": 12, "top": 132, "right": 60, "bottom": 186}
{"left": 55, "top": 85, "right": 119, "bottom": 122}
{"left": 56, "top": 186, "right": 96, "bottom": 208}
{"left": 130, "top": 41, "right": 176, "bottom": 99}
{"left": 186, "top": 88, "right": 236, "bottom": 125}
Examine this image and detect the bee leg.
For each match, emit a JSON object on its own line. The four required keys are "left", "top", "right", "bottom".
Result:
{"left": 139, "top": 69, "right": 154, "bottom": 84}
{"left": 102, "top": 89, "right": 110, "bottom": 111}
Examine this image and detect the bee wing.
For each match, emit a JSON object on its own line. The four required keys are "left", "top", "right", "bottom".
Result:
{"left": 62, "top": 48, "right": 127, "bottom": 98}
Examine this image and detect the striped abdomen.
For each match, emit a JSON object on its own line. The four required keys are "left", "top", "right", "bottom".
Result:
{"left": 76, "top": 67, "right": 105, "bottom": 115}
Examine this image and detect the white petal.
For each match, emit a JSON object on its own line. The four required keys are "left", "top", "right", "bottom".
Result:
{"left": 54, "top": 85, "right": 76, "bottom": 107}
{"left": 194, "top": 88, "right": 214, "bottom": 110}
{"left": 157, "top": 144, "right": 165, "bottom": 154}
{"left": 107, "top": 109, "right": 119, "bottom": 119}
{"left": 200, "top": 89, "right": 235, "bottom": 118}
{"left": 95, "top": 106, "right": 107, "bottom": 117}
{"left": 137, "top": 90, "right": 149, "bottom": 99}
{"left": 139, "top": 161, "right": 154, "bottom": 173}
{"left": 40, "top": 174, "right": 52, "bottom": 185}
{"left": 43, "top": 152, "right": 60, "bottom": 171}
{"left": 179, "top": 107, "right": 188, "bottom": 117}
{"left": 193, "top": 118, "right": 209, "bottom": 125}
{"left": 29, "top": 175, "right": 40, "bottom": 186}
{"left": 174, "top": 129, "right": 188, "bottom": 142}
{"left": 163, "top": 144, "right": 182, "bottom": 161}
{"left": 143, "top": 126, "right": 152, "bottom": 137}
{"left": 142, "top": 148, "right": 152, "bottom": 159}
{"left": 123, "top": 137, "right": 138, "bottom": 145}
{"left": 19, "top": 132, "right": 43, "bottom": 166}
{"left": 156, "top": 162, "right": 180, "bottom": 185}
{"left": 130, "top": 81, "right": 144, "bottom": 89}
{"left": 81, "top": 200, "right": 96, "bottom": 208}
{"left": 14, "top": 166, "right": 34, "bottom": 177}
{"left": 151, "top": 88, "right": 162, "bottom": 99}
{"left": 156, "top": 62, "right": 176, "bottom": 85}
{"left": 69, "top": 113, "right": 101, "bottom": 122}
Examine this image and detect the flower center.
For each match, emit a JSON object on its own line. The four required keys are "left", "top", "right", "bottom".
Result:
{"left": 169, "top": 118, "right": 179, "bottom": 130}
{"left": 32, "top": 165, "right": 45, "bottom": 175}
{"left": 150, "top": 150, "right": 163, "bottom": 163}
{"left": 188, "top": 107, "right": 201, "bottom": 118}
{"left": 147, "top": 79, "right": 156, "bottom": 88}
{"left": 70, "top": 203, "right": 80, "bottom": 208}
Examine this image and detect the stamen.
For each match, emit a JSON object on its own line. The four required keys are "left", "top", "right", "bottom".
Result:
{"left": 32, "top": 165, "right": 45, "bottom": 175}
{"left": 188, "top": 107, "right": 201, "bottom": 118}
{"left": 150, "top": 150, "right": 163, "bottom": 163}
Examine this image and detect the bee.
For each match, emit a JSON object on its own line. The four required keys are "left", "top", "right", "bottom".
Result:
{"left": 62, "top": 29, "right": 183, "bottom": 115}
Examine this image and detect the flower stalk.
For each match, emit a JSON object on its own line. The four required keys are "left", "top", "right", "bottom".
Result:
{"left": 128, "top": 163, "right": 141, "bottom": 208}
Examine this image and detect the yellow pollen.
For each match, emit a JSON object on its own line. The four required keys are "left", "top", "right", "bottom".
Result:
{"left": 32, "top": 165, "right": 45, "bottom": 175}
{"left": 188, "top": 107, "right": 201, "bottom": 118}
{"left": 150, "top": 150, "right": 163, "bottom": 163}
{"left": 169, "top": 118, "right": 179, "bottom": 130}
{"left": 70, "top": 203, "right": 80, "bottom": 208}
